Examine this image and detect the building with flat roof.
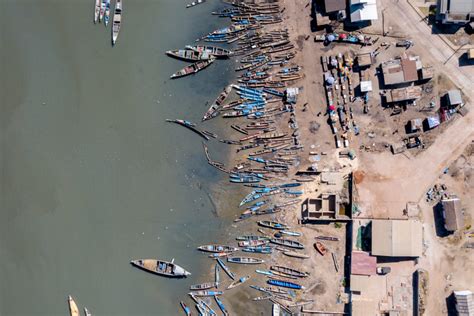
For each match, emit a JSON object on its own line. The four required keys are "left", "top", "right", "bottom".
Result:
{"left": 385, "top": 86, "right": 422, "bottom": 103}
{"left": 447, "top": 89, "right": 463, "bottom": 107}
{"left": 454, "top": 290, "right": 474, "bottom": 316}
{"left": 350, "top": 0, "right": 378, "bottom": 22}
{"left": 351, "top": 251, "right": 377, "bottom": 275}
{"left": 437, "top": 0, "right": 474, "bottom": 24}
{"left": 324, "top": 0, "right": 347, "bottom": 13}
{"left": 381, "top": 55, "right": 433, "bottom": 86}
{"left": 371, "top": 219, "right": 423, "bottom": 257}
{"left": 441, "top": 197, "right": 464, "bottom": 232}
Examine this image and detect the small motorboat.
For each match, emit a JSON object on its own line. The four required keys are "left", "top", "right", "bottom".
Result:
{"left": 67, "top": 295, "right": 79, "bottom": 316}
{"left": 130, "top": 259, "right": 191, "bottom": 277}
{"left": 227, "top": 257, "right": 264, "bottom": 264}
{"left": 84, "top": 307, "right": 91, "bottom": 316}
{"left": 314, "top": 241, "right": 327, "bottom": 256}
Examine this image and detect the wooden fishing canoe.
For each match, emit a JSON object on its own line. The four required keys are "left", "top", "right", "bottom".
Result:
{"left": 166, "top": 49, "right": 211, "bottom": 62}
{"left": 227, "top": 257, "right": 264, "bottom": 264}
{"left": 170, "top": 58, "right": 215, "bottom": 79}
{"left": 197, "top": 244, "right": 238, "bottom": 253}
{"left": 186, "top": 45, "right": 232, "bottom": 58}
{"left": 190, "top": 282, "right": 218, "bottom": 290}
{"left": 270, "top": 266, "right": 309, "bottom": 278}
{"left": 111, "top": 0, "right": 122, "bottom": 45}
{"left": 282, "top": 251, "right": 310, "bottom": 259}
{"left": 67, "top": 295, "right": 79, "bottom": 316}
{"left": 257, "top": 220, "right": 288, "bottom": 230}
{"left": 130, "top": 259, "right": 191, "bottom": 277}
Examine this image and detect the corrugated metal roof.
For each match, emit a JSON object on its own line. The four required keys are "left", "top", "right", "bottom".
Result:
{"left": 442, "top": 198, "right": 464, "bottom": 231}
{"left": 385, "top": 86, "right": 422, "bottom": 102}
{"left": 371, "top": 220, "right": 422, "bottom": 257}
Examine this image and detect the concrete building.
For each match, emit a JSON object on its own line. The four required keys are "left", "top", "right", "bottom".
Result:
{"left": 381, "top": 55, "right": 433, "bottom": 86}
{"left": 437, "top": 0, "right": 474, "bottom": 24}
{"left": 441, "top": 197, "right": 464, "bottom": 232}
{"left": 447, "top": 89, "right": 463, "bottom": 107}
{"left": 301, "top": 193, "right": 351, "bottom": 221}
{"left": 351, "top": 251, "right": 377, "bottom": 275}
{"left": 385, "top": 86, "right": 423, "bottom": 103}
{"left": 350, "top": 0, "right": 378, "bottom": 22}
{"left": 454, "top": 290, "right": 474, "bottom": 316}
{"left": 371, "top": 220, "right": 423, "bottom": 257}
{"left": 324, "top": 0, "right": 347, "bottom": 13}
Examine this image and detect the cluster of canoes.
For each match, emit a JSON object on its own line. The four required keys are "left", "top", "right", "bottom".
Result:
{"left": 93, "top": 0, "right": 122, "bottom": 45}
{"left": 166, "top": 45, "right": 233, "bottom": 79}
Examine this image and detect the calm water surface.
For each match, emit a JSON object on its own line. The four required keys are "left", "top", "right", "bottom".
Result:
{"left": 0, "top": 0, "right": 240, "bottom": 315}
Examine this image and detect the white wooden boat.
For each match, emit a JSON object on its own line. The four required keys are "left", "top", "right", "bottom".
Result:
{"left": 112, "top": 0, "right": 122, "bottom": 45}
{"left": 94, "top": 0, "right": 100, "bottom": 23}
{"left": 99, "top": 0, "right": 106, "bottom": 22}
{"left": 67, "top": 295, "right": 79, "bottom": 316}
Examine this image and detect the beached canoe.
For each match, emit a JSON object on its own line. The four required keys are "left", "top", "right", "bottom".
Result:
{"left": 227, "top": 275, "right": 250, "bottom": 290}
{"left": 190, "top": 290, "right": 223, "bottom": 297}
{"left": 236, "top": 235, "right": 270, "bottom": 241}
{"left": 214, "top": 295, "right": 229, "bottom": 316}
{"left": 208, "top": 252, "right": 230, "bottom": 258}
{"left": 227, "top": 257, "right": 264, "bottom": 264}
{"left": 84, "top": 307, "right": 91, "bottom": 316}
{"left": 270, "top": 238, "right": 304, "bottom": 249}
{"left": 130, "top": 259, "right": 191, "bottom": 277}
{"left": 202, "top": 85, "right": 232, "bottom": 121}
{"left": 190, "top": 282, "right": 218, "bottom": 290}
{"left": 282, "top": 251, "right": 310, "bottom": 259}
{"left": 215, "top": 263, "right": 220, "bottom": 286}
{"left": 170, "top": 58, "right": 215, "bottom": 79}
{"left": 242, "top": 246, "right": 272, "bottom": 254}
{"left": 267, "top": 279, "right": 303, "bottom": 290}
{"left": 315, "top": 235, "right": 339, "bottom": 242}
{"left": 238, "top": 240, "right": 268, "bottom": 247}
{"left": 216, "top": 258, "right": 235, "bottom": 280}
{"left": 197, "top": 244, "right": 238, "bottom": 253}
{"left": 314, "top": 241, "right": 328, "bottom": 256}
{"left": 111, "top": 0, "right": 122, "bottom": 45}
{"left": 270, "top": 266, "right": 309, "bottom": 278}
{"left": 94, "top": 0, "right": 100, "bottom": 23}
{"left": 278, "top": 230, "right": 302, "bottom": 237}
{"left": 68, "top": 296, "right": 79, "bottom": 316}
{"left": 166, "top": 49, "right": 211, "bottom": 62}
{"left": 104, "top": 0, "right": 111, "bottom": 26}
{"left": 180, "top": 301, "right": 191, "bottom": 316}
{"left": 186, "top": 45, "right": 232, "bottom": 58}
{"left": 258, "top": 220, "right": 288, "bottom": 230}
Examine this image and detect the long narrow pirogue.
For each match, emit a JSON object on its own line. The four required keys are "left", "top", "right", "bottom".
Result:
{"left": 170, "top": 57, "right": 215, "bottom": 79}
{"left": 130, "top": 259, "right": 191, "bottom": 277}
{"left": 186, "top": 45, "right": 233, "bottom": 58}
{"left": 67, "top": 295, "right": 79, "bottom": 316}
{"left": 165, "top": 119, "right": 210, "bottom": 140}
{"left": 112, "top": 0, "right": 122, "bottom": 45}
{"left": 197, "top": 244, "right": 238, "bottom": 253}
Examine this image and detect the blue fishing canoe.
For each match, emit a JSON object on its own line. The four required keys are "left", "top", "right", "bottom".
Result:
{"left": 267, "top": 279, "right": 303, "bottom": 290}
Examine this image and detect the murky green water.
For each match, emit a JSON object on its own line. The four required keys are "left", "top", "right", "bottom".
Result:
{"left": 0, "top": 0, "right": 240, "bottom": 315}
